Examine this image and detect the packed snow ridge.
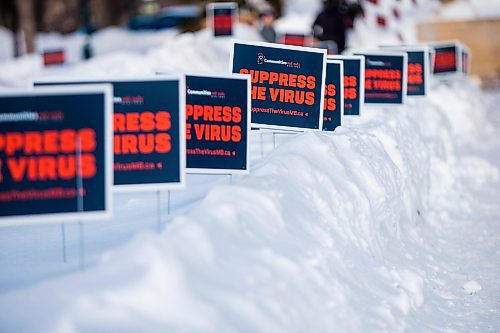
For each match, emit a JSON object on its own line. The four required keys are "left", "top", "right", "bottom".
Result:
{"left": 1, "top": 75, "right": 499, "bottom": 331}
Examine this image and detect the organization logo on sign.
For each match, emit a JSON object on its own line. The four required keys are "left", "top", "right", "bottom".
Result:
{"left": 256, "top": 51, "right": 301, "bottom": 68}
{"left": 257, "top": 52, "right": 265, "bottom": 64}
{"left": 187, "top": 87, "right": 226, "bottom": 99}
{"left": 113, "top": 95, "right": 144, "bottom": 105}
{"left": 367, "top": 59, "right": 392, "bottom": 66}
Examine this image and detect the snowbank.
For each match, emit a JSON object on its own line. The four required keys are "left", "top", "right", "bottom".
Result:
{"left": 0, "top": 24, "right": 262, "bottom": 88}
{"left": 1, "top": 76, "right": 498, "bottom": 332}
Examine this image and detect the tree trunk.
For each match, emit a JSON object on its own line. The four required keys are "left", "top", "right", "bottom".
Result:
{"left": 16, "top": 0, "right": 36, "bottom": 54}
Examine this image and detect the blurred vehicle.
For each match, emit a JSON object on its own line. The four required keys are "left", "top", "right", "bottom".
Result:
{"left": 128, "top": 5, "right": 201, "bottom": 30}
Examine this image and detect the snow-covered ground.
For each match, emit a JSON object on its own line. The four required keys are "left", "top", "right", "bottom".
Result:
{"left": 1, "top": 74, "right": 499, "bottom": 332}
{"left": 1, "top": 0, "right": 500, "bottom": 331}
{"left": 437, "top": 0, "right": 500, "bottom": 21}
{"left": 0, "top": 24, "right": 262, "bottom": 88}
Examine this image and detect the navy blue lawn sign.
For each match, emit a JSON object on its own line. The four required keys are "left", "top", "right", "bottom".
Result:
{"left": 429, "top": 49, "right": 435, "bottom": 75}
{"left": 208, "top": 2, "right": 237, "bottom": 37}
{"left": 322, "top": 60, "right": 344, "bottom": 131}
{"left": 185, "top": 74, "right": 250, "bottom": 174}
{"left": 329, "top": 55, "right": 364, "bottom": 115}
{"left": 231, "top": 40, "right": 327, "bottom": 131}
{"left": 461, "top": 47, "right": 470, "bottom": 75}
{"left": 281, "top": 33, "right": 311, "bottom": 47}
{"left": 356, "top": 52, "right": 407, "bottom": 105}
{"left": 405, "top": 50, "right": 428, "bottom": 96}
{"left": 379, "top": 46, "right": 430, "bottom": 97}
{"left": 42, "top": 49, "right": 65, "bottom": 66}
{"left": 35, "top": 78, "right": 185, "bottom": 191}
{"left": 0, "top": 85, "right": 112, "bottom": 223}
{"left": 432, "top": 43, "right": 459, "bottom": 75}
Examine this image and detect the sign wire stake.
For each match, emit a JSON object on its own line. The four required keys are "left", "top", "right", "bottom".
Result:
{"left": 260, "top": 131, "right": 264, "bottom": 157}
{"left": 156, "top": 190, "right": 162, "bottom": 232}
{"left": 61, "top": 223, "right": 67, "bottom": 263}
{"left": 167, "top": 190, "right": 171, "bottom": 216}
{"left": 76, "top": 137, "right": 85, "bottom": 271}
{"left": 78, "top": 221, "right": 85, "bottom": 271}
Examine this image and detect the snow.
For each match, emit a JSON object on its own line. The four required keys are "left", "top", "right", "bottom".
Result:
{"left": 463, "top": 280, "right": 482, "bottom": 294}
{"left": 0, "top": 24, "right": 262, "bottom": 88}
{"left": 35, "top": 31, "right": 86, "bottom": 64}
{"left": 281, "top": 0, "right": 322, "bottom": 17}
{"left": 274, "top": 14, "right": 317, "bottom": 35}
{"left": 438, "top": 0, "right": 500, "bottom": 21}
{"left": 1, "top": 1, "right": 500, "bottom": 332}
{"left": 1, "top": 76, "right": 499, "bottom": 331}
{"left": 32, "top": 28, "right": 177, "bottom": 66}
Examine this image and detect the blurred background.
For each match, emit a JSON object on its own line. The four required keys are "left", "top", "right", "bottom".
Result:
{"left": 0, "top": 0, "right": 281, "bottom": 55}
{"left": 0, "top": 0, "right": 499, "bottom": 83}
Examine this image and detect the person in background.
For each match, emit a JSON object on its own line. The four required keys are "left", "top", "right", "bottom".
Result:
{"left": 344, "top": 0, "right": 364, "bottom": 29}
{"left": 238, "top": 4, "right": 258, "bottom": 28}
{"left": 259, "top": 8, "right": 276, "bottom": 43}
{"left": 312, "top": 0, "right": 363, "bottom": 54}
{"left": 312, "top": 0, "right": 346, "bottom": 53}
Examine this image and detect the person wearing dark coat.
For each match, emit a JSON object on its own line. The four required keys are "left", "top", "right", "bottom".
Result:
{"left": 259, "top": 9, "right": 277, "bottom": 43}
{"left": 312, "top": 0, "right": 346, "bottom": 53}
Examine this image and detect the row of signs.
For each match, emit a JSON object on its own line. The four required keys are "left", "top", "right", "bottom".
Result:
{"left": 1, "top": 39, "right": 469, "bottom": 224}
